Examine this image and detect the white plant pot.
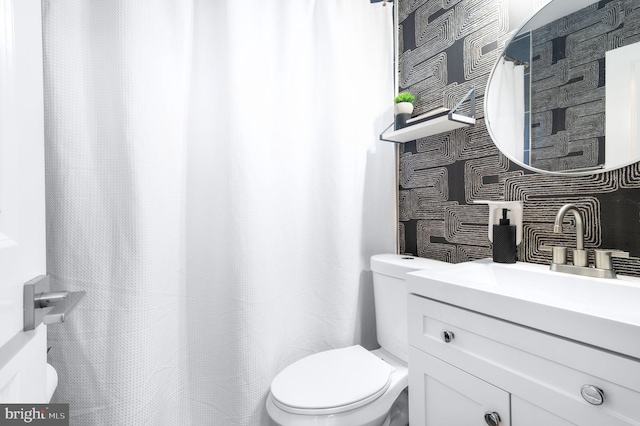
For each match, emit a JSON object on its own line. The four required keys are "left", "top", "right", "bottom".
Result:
{"left": 394, "top": 102, "right": 414, "bottom": 115}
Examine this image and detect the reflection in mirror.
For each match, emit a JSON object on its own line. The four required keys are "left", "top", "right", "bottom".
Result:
{"left": 486, "top": 0, "right": 640, "bottom": 174}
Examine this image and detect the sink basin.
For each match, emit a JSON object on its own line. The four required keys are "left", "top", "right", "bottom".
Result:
{"left": 407, "top": 258, "right": 640, "bottom": 359}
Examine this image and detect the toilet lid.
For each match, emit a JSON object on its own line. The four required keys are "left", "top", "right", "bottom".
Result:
{"left": 270, "top": 345, "right": 392, "bottom": 415}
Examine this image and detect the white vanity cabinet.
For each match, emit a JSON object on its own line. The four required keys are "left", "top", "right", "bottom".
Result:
{"left": 408, "top": 294, "right": 640, "bottom": 426}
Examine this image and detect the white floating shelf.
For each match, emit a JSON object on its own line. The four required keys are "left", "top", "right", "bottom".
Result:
{"left": 381, "top": 85, "right": 476, "bottom": 143}
{"left": 380, "top": 113, "right": 476, "bottom": 143}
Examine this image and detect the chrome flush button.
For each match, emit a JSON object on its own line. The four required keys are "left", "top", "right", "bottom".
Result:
{"left": 580, "top": 385, "right": 604, "bottom": 405}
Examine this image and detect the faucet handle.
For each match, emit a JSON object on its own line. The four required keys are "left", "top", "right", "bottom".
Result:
{"left": 573, "top": 249, "right": 589, "bottom": 267}
{"left": 594, "top": 249, "right": 630, "bottom": 270}
{"left": 539, "top": 244, "right": 568, "bottom": 264}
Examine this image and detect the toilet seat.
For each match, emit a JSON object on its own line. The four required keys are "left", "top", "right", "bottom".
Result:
{"left": 270, "top": 345, "right": 393, "bottom": 415}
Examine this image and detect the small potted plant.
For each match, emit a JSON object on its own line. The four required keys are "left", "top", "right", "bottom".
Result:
{"left": 394, "top": 91, "right": 415, "bottom": 129}
{"left": 394, "top": 91, "right": 415, "bottom": 114}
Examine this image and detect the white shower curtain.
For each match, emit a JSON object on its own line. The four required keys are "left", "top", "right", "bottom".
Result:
{"left": 42, "top": 1, "right": 396, "bottom": 425}
{"left": 486, "top": 58, "right": 525, "bottom": 162}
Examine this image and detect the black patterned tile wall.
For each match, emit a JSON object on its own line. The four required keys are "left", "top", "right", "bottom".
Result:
{"left": 397, "top": 0, "right": 640, "bottom": 276}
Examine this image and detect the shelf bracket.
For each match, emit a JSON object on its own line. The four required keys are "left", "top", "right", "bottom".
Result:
{"left": 379, "top": 122, "right": 397, "bottom": 143}
{"left": 449, "top": 85, "right": 475, "bottom": 120}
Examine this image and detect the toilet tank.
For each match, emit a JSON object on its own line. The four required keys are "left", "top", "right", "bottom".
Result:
{"left": 370, "top": 254, "right": 451, "bottom": 363}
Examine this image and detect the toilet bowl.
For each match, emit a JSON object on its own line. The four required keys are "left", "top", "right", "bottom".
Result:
{"left": 266, "top": 346, "right": 407, "bottom": 426}
{"left": 266, "top": 254, "right": 451, "bottom": 426}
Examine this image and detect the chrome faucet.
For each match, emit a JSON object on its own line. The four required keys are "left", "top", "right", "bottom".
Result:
{"left": 553, "top": 204, "right": 587, "bottom": 267}
{"left": 549, "top": 204, "right": 628, "bottom": 278}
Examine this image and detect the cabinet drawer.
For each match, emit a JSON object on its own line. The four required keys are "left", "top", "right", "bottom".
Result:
{"left": 408, "top": 294, "right": 640, "bottom": 426}
{"left": 409, "top": 348, "right": 510, "bottom": 426}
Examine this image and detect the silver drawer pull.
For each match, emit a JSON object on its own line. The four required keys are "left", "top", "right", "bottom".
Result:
{"left": 581, "top": 385, "right": 604, "bottom": 405}
{"left": 484, "top": 411, "right": 501, "bottom": 426}
{"left": 441, "top": 330, "right": 455, "bottom": 343}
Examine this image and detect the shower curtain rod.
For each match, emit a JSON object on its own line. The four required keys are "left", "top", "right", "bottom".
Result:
{"left": 503, "top": 53, "right": 529, "bottom": 68}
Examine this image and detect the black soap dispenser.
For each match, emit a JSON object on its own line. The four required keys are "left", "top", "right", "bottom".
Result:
{"left": 493, "top": 208, "right": 517, "bottom": 263}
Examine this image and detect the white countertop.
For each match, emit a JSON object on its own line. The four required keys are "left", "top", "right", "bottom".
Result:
{"left": 407, "top": 258, "right": 640, "bottom": 359}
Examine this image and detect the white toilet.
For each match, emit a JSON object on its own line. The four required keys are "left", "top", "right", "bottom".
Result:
{"left": 266, "top": 254, "right": 450, "bottom": 426}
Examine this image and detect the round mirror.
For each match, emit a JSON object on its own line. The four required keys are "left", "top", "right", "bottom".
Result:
{"left": 485, "top": 0, "right": 640, "bottom": 175}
